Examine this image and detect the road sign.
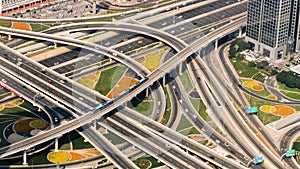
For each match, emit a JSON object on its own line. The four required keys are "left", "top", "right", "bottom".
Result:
{"left": 253, "top": 156, "right": 264, "bottom": 164}
{"left": 286, "top": 149, "right": 296, "bottom": 157}
{"left": 247, "top": 107, "right": 258, "bottom": 114}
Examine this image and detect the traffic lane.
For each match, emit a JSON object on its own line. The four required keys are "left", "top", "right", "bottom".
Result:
{"left": 84, "top": 128, "right": 136, "bottom": 169}
{"left": 39, "top": 48, "right": 84, "bottom": 67}
{"left": 165, "top": 3, "right": 247, "bottom": 36}
{"left": 7, "top": 0, "right": 239, "bottom": 49}
{"left": 0, "top": 71, "right": 70, "bottom": 124}
{"left": 148, "top": 0, "right": 242, "bottom": 29}
{"left": 170, "top": 77, "right": 252, "bottom": 165}
{"left": 7, "top": 51, "right": 102, "bottom": 108}
{"left": 280, "top": 126, "right": 300, "bottom": 168}
{"left": 0, "top": 55, "right": 90, "bottom": 112}
{"left": 53, "top": 37, "right": 156, "bottom": 74}
{"left": 189, "top": 59, "right": 267, "bottom": 167}
{"left": 164, "top": 83, "right": 179, "bottom": 127}
{"left": 108, "top": 115, "right": 204, "bottom": 168}
{"left": 104, "top": 117, "right": 189, "bottom": 169}
{"left": 54, "top": 54, "right": 104, "bottom": 74}
{"left": 191, "top": 58, "right": 272, "bottom": 169}
{"left": 217, "top": 44, "right": 297, "bottom": 156}
{"left": 107, "top": 115, "right": 203, "bottom": 169}
{"left": 120, "top": 109, "right": 243, "bottom": 169}
{"left": 183, "top": 22, "right": 230, "bottom": 44}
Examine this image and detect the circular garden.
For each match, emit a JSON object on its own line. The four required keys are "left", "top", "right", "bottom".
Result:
{"left": 260, "top": 105, "right": 295, "bottom": 116}
{"left": 243, "top": 80, "right": 264, "bottom": 91}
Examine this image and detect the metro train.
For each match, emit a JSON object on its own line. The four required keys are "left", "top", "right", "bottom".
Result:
{"left": 91, "top": 77, "right": 148, "bottom": 114}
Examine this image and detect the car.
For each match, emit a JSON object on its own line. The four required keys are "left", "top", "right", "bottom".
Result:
{"left": 215, "top": 140, "right": 220, "bottom": 144}
{"left": 47, "top": 79, "right": 52, "bottom": 83}
{"left": 54, "top": 117, "right": 59, "bottom": 122}
{"left": 60, "top": 80, "right": 65, "bottom": 83}
{"left": 197, "top": 77, "right": 201, "bottom": 81}
{"left": 79, "top": 97, "right": 84, "bottom": 101}
{"left": 224, "top": 142, "right": 229, "bottom": 146}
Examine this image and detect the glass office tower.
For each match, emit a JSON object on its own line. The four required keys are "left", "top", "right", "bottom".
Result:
{"left": 246, "top": 0, "right": 300, "bottom": 60}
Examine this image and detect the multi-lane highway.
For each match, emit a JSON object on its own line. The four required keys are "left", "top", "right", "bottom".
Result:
{"left": 0, "top": 14, "right": 246, "bottom": 160}
{"left": 1, "top": 0, "right": 299, "bottom": 168}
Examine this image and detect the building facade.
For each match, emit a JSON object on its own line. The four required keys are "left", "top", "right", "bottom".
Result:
{"left": 246, "top": 0, "right": 300, "bottom": 60}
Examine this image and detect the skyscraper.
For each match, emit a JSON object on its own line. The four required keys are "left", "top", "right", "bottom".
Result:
{"left": 245, "top": 0, "right": 300, "bottom": 60}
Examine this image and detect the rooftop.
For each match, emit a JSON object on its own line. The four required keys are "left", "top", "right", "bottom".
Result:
{"left": 291, "top": 65, "right": 300, "bottom": 75}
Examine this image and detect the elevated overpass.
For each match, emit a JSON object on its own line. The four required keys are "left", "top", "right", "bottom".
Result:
{"left": 0, "top": 16, "right": 246, "bottom": 158}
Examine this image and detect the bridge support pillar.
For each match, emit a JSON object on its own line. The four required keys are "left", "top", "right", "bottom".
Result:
{"left": 215, "top": 39, "right": 218, "bottom": 51}
{"left": 23, "top": 150, "right": 27, "bottom": 165}
{"left": 55, "top": 137, "right": 58, "bottom": 152}
{"left": 93, "top": 120, "right": 97, "bottom": 128}
{"left": 93, "top": 1, "right": 96, "bottom": 14}
{"left": 162, "top": 75, "right": 166, "bottom": 85}
{"left": 179, "top": 62, "right": 183, "bottom": 75}
{"left": 8, "top": 34, "right": 12, "bottom": 41}
{"left": 54, "top": 42, "right": 57, "bottom": 48}
{"left": 145, "top": 88, "right": 149, "bottom": 97}
{"left": 238, "top": 26, "right": 242, "bottom": 37}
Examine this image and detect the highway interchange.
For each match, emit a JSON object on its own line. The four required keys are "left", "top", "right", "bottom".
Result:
{"left": 0, "top": 0, "right": 300, "bottom": 168}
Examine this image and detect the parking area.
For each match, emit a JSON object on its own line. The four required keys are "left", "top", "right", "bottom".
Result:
{"left": 10, "top": 0, "right": 96, "bottom": 19}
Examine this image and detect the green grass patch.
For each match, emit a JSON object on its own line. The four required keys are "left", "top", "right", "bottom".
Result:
{"left": 0, "top": 21, "right": 11, "bottom": 28}
{"left": 187, "top": 127, "right": 201, "bottom": 135}
{"left": 245, "top": 95, "right": 280, "bottom": 124}
{"left": 135, "top": 157, "right": 164, "bottom": 168}
{"left": 19, "top": 101, "right": 49, "bottom": 122}
{"left": 0, "top": 107, "right": 36, "bottom": 118}
{"left": 0, "top": 115, "right": 18, "bottom": 122}
{"left": 226, "top": 154, "right": 236, "bottom": 159}
{"left": 27, "top": 149, "right": 51, "bottom": 165}
{"left": 257, "top": 112, "right": 280, "bottom": 125}
{"left": 190, "top": 98, "right": 210, "bottom": 121}
{"left": 103, "top": 132, "right": 126, "bottom": 145}
{"left": 281, "top": 91, "right": 300, "bottom": 100}
{"left": 199, "top": 140, "right": 208, "bottom": 145}
{"left": 30, "top": 24, "right": 50, "bottom": 32}
{"left": 131, "top": 101, "right": 153, "bottom": 117}
{"left": 85, "top": 18, "right": 113, "bottom": 22}
{"left": 161, "top": 87, "right": 171, "bottom": 125}
{"left": 293, "top": 137, "right": 300, "bottom": 155}
{"left": 278, "top": 81, "right": 300, "bottom": 92}
{"left": 94, "top": 66, "right": 127, "bottom": 95}
{"left": 231, "top": 59, "right": 260, "bottom": 78}
{"left": 0, "top": 93, "right": 12, "bottom": 100}
{"left": 179, "top": 71, "right": 193, "bottom": 93}
{"left": 142, "top": 48, "right": 167, "bottom": 71}
{"left": 20, "top": 100, "right": 39, "bottom": 112}
{"left": 0, "top": 121, "right": 13, "bottom": 147}
{"left": 176, "top": 115, "right": 193, "bottom": 131}
{"left": 294, "top": 137, "right": 300, "bottom": 164}
{"left": 134, "top": 158, "right": 151, "bottom": 169}
{"left": 72, "top": 136, "right": 94, "bottom": 149}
